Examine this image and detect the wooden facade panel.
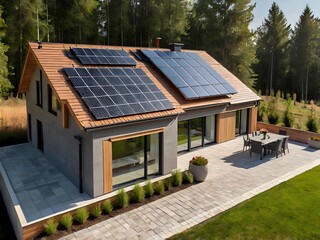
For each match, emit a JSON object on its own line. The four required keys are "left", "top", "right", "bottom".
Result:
{"left": 248, "top": 107, "right": 258, "bottom": 133}
{"left": 216, "top": 112, "right": 236, "bottom": 143}
{"left": 103, "top": 140, "right": 112, "bottom": 193}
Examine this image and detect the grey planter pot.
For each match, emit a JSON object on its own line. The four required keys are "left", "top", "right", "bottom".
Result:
{"left": 189, "top": 163, "right": 208, "bottom": 182}
{"left": 308, "top": 138, "right": 320, "bottom": 149}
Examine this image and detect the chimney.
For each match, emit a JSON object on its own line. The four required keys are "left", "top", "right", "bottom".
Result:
{"left": 38, "top": 41, "right": 42, "bottom": 49}
{"left": 156, "top": 37, "right": 161, "bottom": 49}
{"left": 169, "top": 43, "right": 184, "bottom": 52}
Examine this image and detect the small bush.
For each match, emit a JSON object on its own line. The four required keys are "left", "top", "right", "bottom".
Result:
{"left": 44, "top": 219, "right": 58, "bottom": 235}
{"left": 306, "top": 117, "right": 318, "bottom": 133}
{"left": 91, "top": 204, "right": 102, "bottom": 218}
{"left": 268, "top": 110, "right": 279, "bottom": 124}
{"left": 154, "top": 180, "right": 165, "bottom": 195}
{"left": 74, "top": 208, "right": 89, "bottom": 224}
{"left": 59, "top": 213, "right": 73, "bottom": 230}
{"left": 171, "top": 169, "right": 183, "bottom": 187}
{"left": 190, "top": 156, "right": 208, "bottom": 166}
{"left": 116, "top": 189, "right": 129, "bottom": 208}
{"left": 311, "top": 136, "right": 320, "bottom": 141}
{"left": 145, "top": 180, "right": 154, "bottom": 198}
{"left": 164, "top": 178, "right": 172, "bottom": 191}
{"left": 131, "top": 184, "right": 145, "bottom": 203}
{"left": 183, "top": 171, "right": 194, "bottom": 184}
{"left": 102, "top": 199, "right": 113, "bottom": 214}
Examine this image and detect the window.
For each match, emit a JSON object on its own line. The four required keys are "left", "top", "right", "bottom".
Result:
{"left": 178, "top": 115, "right": 216, "bottom": 152}
{"left": 235, "top": 109, "right": 248, "bottom": 136}
{"left": 27, "top": 113, "right": 32, "bottom": 140}
{"left": 112, "top": 133, "right": 162, "bottom": 187}
{"left": 36, "top": 70, "right": 43, "bottom": 107}
{"left": 48, "top": 84, "right": 57, "bottom": 115}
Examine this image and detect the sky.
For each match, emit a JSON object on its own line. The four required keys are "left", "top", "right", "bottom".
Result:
{"left": 250, "top": 0, "right": 320, "bottom": 30}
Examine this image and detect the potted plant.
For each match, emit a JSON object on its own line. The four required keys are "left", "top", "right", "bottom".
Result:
{"left": 189, "top": 156, "right": 208, "bottom": 182}
{"left": 308, "top": 136, "right": 320, "bottom": 149}
{"left": 260, "top": 128, "right": 269, "bottom": 140}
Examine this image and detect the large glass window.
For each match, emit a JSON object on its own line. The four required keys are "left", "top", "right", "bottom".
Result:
{"left": 235, "top": 109, "right": 248, "bottom": 135}
{"left": 177, "top": 120, "right": 188, "bottom": 152}
{"left": 178, "top": 115, "right": 216, "bottom": 152}
{"left": 48, "top": 84, "right": 57, "bottom": 115}
{"left": 190, "top": 118, "right": 203, "bottom": 148}
{"left": 112, "top": 133, "right": 161, "bottom": 187}
{"left": 204, "top": 115, "right": 215, "bottom": 144}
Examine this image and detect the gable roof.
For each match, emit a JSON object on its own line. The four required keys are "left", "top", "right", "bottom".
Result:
{"left": 19, "top": 42, "right": 259, "bottom": 130}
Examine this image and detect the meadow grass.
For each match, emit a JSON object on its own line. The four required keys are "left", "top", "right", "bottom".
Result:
{"left": 0, "top": 98, "right": 27, "bottom": 146}
{"left": 170, "top": 165, "right": 320, "bottom": 240}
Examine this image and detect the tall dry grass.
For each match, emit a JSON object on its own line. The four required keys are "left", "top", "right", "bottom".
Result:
{"left": 0, "top": 98, "right": 27, "bottom": 147}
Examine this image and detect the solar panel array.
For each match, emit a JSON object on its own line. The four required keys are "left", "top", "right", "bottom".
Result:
{"left": 64, "top": 67, "right": 174, "bottom": 120}
{"left": 70, "top": 48, "right": 136, "bottom": 66}
{"left": 140, "top": 50, "right": 237, "bottom": 100}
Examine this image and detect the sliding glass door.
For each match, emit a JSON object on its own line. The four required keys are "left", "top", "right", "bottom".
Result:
{"left": 178, "top": 115, "right": 216, "bottom": 152}
{"left": 112, "top": 133, "right": 161, "bottom": 187}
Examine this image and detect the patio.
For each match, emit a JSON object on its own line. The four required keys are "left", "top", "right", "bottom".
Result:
{"left": 0, "top": 137, "right": 319, "bottom": 239}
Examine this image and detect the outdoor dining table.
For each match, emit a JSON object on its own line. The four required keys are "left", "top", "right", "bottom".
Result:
{"left": 250, "top": 133, "right": 287, "bottom": 157}
{"left": 250, "top": 133, "right": 286, "bottom": 146}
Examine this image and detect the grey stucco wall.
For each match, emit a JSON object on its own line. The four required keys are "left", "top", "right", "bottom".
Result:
{"left": 91, "top": 116, "right": 177, "bottom": 197}
{"left": 162, "top": 118, "right": 178, "bottom": 174}
{"left": 26, "top": 67, "right": 93, "bottom": 195}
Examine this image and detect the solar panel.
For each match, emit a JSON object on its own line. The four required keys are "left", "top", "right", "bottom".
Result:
{"left": 140, "top": 50, "right": 237, "bottom": 100}
{"left": 70, "top": 48, "right": 137, "bottom": 66}
{"left": 64, "top": 67, "right": 174, "bottom": 120}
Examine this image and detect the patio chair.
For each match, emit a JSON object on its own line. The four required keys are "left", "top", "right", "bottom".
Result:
{"left": 267, "top": 139, "right": 283, "bottom": 158}
{"left": 279, "top": 129, "right": 287, "bottom": 135}
{"left": 250, "top": 140, "right": 264, "bottom": 160}
{"left": 282, "top": 136, "right": 289, "bottom": 155}
{"left": 243, "top": 136, "right": 251, "bottom": 152}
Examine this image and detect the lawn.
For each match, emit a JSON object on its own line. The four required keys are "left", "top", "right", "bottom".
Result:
{"left": 170, "top": 165, "right": 320, "bottom": 240}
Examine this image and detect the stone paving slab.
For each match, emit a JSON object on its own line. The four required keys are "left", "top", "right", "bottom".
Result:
{"left": 61, "top": 137, "right": 320, "bottom": 240}
{"left": 0, "top": 143, "right": 91, "bottom": 222}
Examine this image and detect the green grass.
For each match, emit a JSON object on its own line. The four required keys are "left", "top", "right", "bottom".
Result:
{"left": 170, "top": 165, "right": 320, "bottom": 240}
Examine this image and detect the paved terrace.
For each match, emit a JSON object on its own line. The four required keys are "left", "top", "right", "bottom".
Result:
{"left": 0, "top": 137, "right": 319, "bottom": 239}
{"left": 61, "top": 137, "right": 320, "bottom": 240}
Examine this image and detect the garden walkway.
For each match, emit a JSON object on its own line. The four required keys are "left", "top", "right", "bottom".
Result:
{"left": 61, "top": 137, "right": 320, "bottom": 240}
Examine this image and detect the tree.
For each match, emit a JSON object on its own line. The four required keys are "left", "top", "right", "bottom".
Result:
{"left": 289, "top": 6, "right": 320, "bottom": 101}
{"left": 187, "top": 0, "right": 256, "bottom": 87}
{"left": 0, "top": 4, "right": 13, "bottom": 98}
{"left": 254, "top": 2, "right": 291, "bottom": 95}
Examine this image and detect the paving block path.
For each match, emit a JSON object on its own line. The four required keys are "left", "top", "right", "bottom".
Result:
{"left": 61, "top": 138, "right": 320, "bottom": 240}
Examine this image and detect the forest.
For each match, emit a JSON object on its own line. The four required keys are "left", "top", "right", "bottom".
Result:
{"left": 0, "top": 0, "right": 319, "bottom": 102}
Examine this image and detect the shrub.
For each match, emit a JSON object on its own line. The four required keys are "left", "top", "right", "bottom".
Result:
{"left": 171, "top": 169, "right": 183, "bottom": 187}
{"left": 190, "top": 156, "right": 208, "bottom": 166}
{"left": 154, "top": 180, "right": 165, "bottom": 195}
{"left": 268, "top": 110, "right": 279, "bottom": 124}
{"left": 74, "top": 208, "right": 89, "bottom": 224}
{"left": 283, "top": 109, "right": 294, "bottom": 127}
{"left": 102, "top": 199, "right": 113, "bottom": 214}
{"left": 183, "top": 171, "right": 194, "bottom": 184}
{"left": 145, "top": 180, "right": 154, "bottom": 198}
{"left": 44, "top": 219, "right": 58, "bottom": 235}
{"left": 91, "top": 204, "right": 102, "bottom": 218}
{"left": 311, "top": 136, "right": 320, "bottom": 141}
{"left": 116, "top": 189, "right": 129, "bottom": 208}
{"left": 131, "top": 184, "right": 145, "bottom": 203}
{"left": 257, "top": 101, "right": 267, "bottom": 122}
{"left": 59, "top": 213, "right": 73, "bottom": 230}
{"left": 164, "top": 178, "right": 172, "bottom": 191}
{"left": 306, "top": 117, "right": 318, "bottom": 133}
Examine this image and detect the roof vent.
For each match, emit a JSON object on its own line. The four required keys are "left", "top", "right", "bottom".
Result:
{"left": 38, "top": 41, "right": 42, "bottom": 49}
{"left": 169, "top": 43, "right": 184, "bottom": 52}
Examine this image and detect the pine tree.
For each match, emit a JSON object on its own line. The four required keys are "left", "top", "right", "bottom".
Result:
{"left": 289, "top": 6, "right": 320, "bottom": 101}
{"left": 0, "top": 5, "right": 12, "bottom": 99}
{"left": 187, "top": 0, "right": 256, "bottom": 87}
{"left": 254, "top": 2, "right": 291, "bottom": 95}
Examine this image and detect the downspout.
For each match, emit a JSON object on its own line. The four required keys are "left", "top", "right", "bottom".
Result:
{"left": 74, "top": 135, "right": 83, "bottom": 193}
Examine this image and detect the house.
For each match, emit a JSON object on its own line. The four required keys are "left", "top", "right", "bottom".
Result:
{"left": 18, "top": 42, "right": 260, "bottom": 198}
